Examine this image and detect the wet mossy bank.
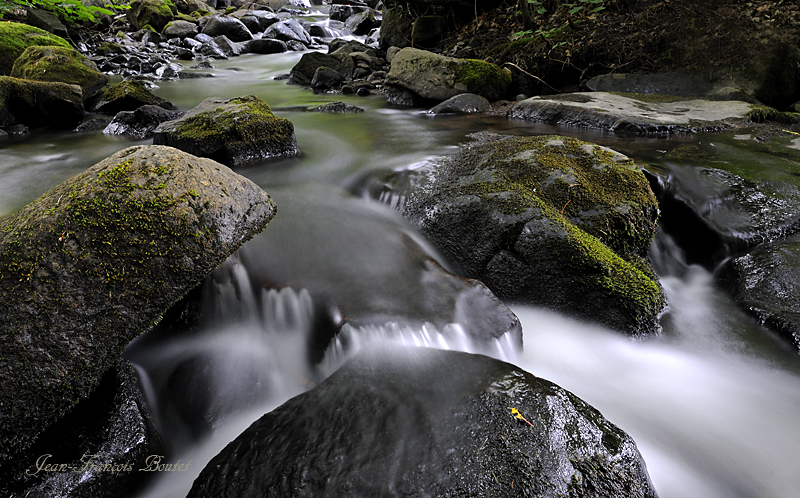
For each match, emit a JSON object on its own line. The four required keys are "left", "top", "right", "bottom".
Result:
{"left": 0, "top": 145, "right": 276, "bottom": 463}
{"left": 368, "top": 133, "right": 665, "bottom": 335}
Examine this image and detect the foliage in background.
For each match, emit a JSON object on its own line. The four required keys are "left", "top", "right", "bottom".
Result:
{"left": 0, "top": 0, "right": 120, "bottom": 23}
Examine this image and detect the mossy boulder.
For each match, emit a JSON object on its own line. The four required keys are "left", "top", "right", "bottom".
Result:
{"left": 0, "top": 22, "right": 71, "bottom": 76}
{"left": 153, "top": 95, "right": 298, "bottom": 167}
{"left": 10, "top": 46, "right": 109, "bottom": 102}
{"left": 188, "top": 347, "right": 658, "bottom": 498}
{"left": 370, "top": 133, "right": 665, "bottom": 335}
{"left": 126, "top": 0, "right": 177, "bottom": 32}
{"left": 90, "top": 80, "right": 178, "bottom": 115}
{"left": 386, "top": 47, "right": 511, "bottom": 103}
{"left": 0, "top": 76, "right": 84, "bottom": 128}
{"left": 0, "top": 145, "right": 276, "bottom": 464}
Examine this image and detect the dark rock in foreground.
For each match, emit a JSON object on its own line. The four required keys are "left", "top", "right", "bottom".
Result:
{"left": 0, "top": 76, "right": 84, "bottom": 128}
{"left": 369, "top": 133, "right": 665, "bottom": 335}
{"left": 153, "top": 95, "right": 298, "bottom": 167}
{"left": 0, "top": 145, "right": 276, "bottom": 463}
{"left": 188, "top": 347, "right": 658, "bottom": 498}
{"left": 718, "top": 233, "right": 800, "bottom": 352}
{"left": 2, "top": 359, "right": 165, "bottom": 498}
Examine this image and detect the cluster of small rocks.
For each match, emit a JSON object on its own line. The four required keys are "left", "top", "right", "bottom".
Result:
{"left": 86, "top": 1, "right": 382, "bottom": 83}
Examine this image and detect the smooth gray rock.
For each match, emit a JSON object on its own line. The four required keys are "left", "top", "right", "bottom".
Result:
{"left": 103, "top": 104, "right": 185, "bottom": 139}
{"left": 428, "top": 93, "right": 490, "bottom": 114}
{"left": 162, "top": 19, "right": 199, "bottom": 38}
{"left": 201, "top": 15, "right": 253, "bottom": 42}
{"left": 0, "top": 145, "right": 276, "bottom": 464}
{"left": 508, "top": 92, "right": 759, "bottom": 134}
{"left": 264, "top": 18, "right": 312, "bottom": 45}
{"left": 288, "top": 51, "right": 354, "bottom": 85}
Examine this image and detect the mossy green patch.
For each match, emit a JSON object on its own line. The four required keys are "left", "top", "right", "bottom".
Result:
{"left": 0, "top": 22, "right": 71, "bottom": 76}
{"left": 10, "top": 46, "right": 108, "bottom": 101}
{"left": 452, "top": 58, "right": 511, "bottom": 98}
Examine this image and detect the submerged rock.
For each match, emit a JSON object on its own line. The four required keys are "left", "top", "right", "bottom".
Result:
{"left": 386, "top": 47, "right": 511, "bottom": 103}
{"left": 0, "top": 76, "right": 84, "bottom": 128}
{"left": 508, "top": 92, "right": 759, "bottom": 134}
{"left": 0, "top": 22, "right": 70, "bottom": 75}
{"left": 188, "top": 347, "right": 658, "bottom": 498}
{"left": 370, "top": 133, "right": 665, "bottom": 335}
{"left": 153, "top": 95, "right": 298, "bottom": 167}
{"left": 718, "top": 233, "right": 800, "bottom": 353}
{"left": 0, "top": 145, "right": 276, "bottom": 464}
{"left": 2, "top": 359, "right": 165, "bottom": 498}
{"left": 10, "top": 46, "right": 109, "bottom": 101}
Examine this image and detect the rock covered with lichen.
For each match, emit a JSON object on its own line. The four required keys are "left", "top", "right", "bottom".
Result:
{"left": 188, "top": 346, "right": 658, "bottom": 498}
{"left": 0, "top": 145, "right": 276, "bottom": 464}
{"left": 368, "top": 133, "right": 665, "bottom": 335}
{"left": 385, "top": 47, "right": 511, "bottom": 103}
{"left": 153, "top": 95, "right": 298, "bottom": 167}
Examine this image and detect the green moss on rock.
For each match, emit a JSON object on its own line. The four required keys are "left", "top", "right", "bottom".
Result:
{"left": 0, "top": 145, "right": 276, "bottom": 464}
{"left": 452, "top": 59, "right": 512, "bottom": 100}
{"left": 0, "top": 22, "right": 71, "bottom": 76}
{"left": 10, "top": 46, "right": 109, "bottom": 101}
{"left": 91, "top": 80, "right": 177, "bottom": 114}
{"left": 385, "top": 134, "right": 664, "bottom": 335}
{"left": 153, "top": 95, "right": 299, "bottom": 167}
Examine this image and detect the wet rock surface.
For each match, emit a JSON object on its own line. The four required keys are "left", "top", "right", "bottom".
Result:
{"left": 188, "top": 347, "right": 658, "bottom": 498}
{"left": 103, "top": 104, "right": 185, "bottom": 139}
{"left": 368, "top": 133, "right": 665, "bottom": 335}
{"left": 718, "top": 233, "right": 800, "bottom": 353}
{"left": 644, "top": 136, "right": 800, "bottom": 267}
{"left": 0, "top": 145, "right": 276, "bottom": 464}
{"left": 1, "top": 359, "right": 165, "bottom": 498}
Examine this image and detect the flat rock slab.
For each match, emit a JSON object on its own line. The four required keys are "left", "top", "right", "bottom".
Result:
{"left": 0, "top": 145, "right": 275, "bottom": 463}
{"left": 508, "top": 92, "right": 757, "bottom": 134}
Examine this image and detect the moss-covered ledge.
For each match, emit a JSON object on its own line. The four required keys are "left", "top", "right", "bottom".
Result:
{"left": 0, "top": 145, "right": 276, "bottom": 463}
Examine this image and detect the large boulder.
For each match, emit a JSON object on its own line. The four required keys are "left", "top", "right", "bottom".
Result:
{"left": 0, "top": 22, "right": 71, "bottom": 75}
{"left": 90, "top": 80, "right": 178, "bottom": 115}
{"left": 25, "top": 8, "right": 68, "bottom": 37}
{"left": 188, "top": 347, "right": 658, "bottom": 498}
{"left": 2, "top": 359, "right": 165, "bottom": 498}
{"left": 288, "top": 51, "right": 354, "bottom": 85}
{"left": 10, "top": 46, "right": 109, "bottom": 101}
{"left": 264, "top": 18, "right": 312, "bottom": 46}
{"left": 0, "top": 76, "right": 83, "bottom": 128}
{"left": 201, "top": 15, "right": 254, "bottom": 42}
{"left": 0, "top": 145, "right": 276, "bottom": 464}
{"left": 385, "top": 47, "right": 511, "bottom": 103}
{"left": 126, "top": 0, "right": 176, "bottom": 32}
{"left": 153, "top": 95, "right": 298, "bottom": 167}
{"left": 162, "top": 19, "right": 199, "bottom": 38}
{"left": 368, "top": 133, "right": 665, "bottom": 335}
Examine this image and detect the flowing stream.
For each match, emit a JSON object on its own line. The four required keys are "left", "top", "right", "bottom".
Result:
{"left": 3, "top": 18, "right": 800, "bottom": 497}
